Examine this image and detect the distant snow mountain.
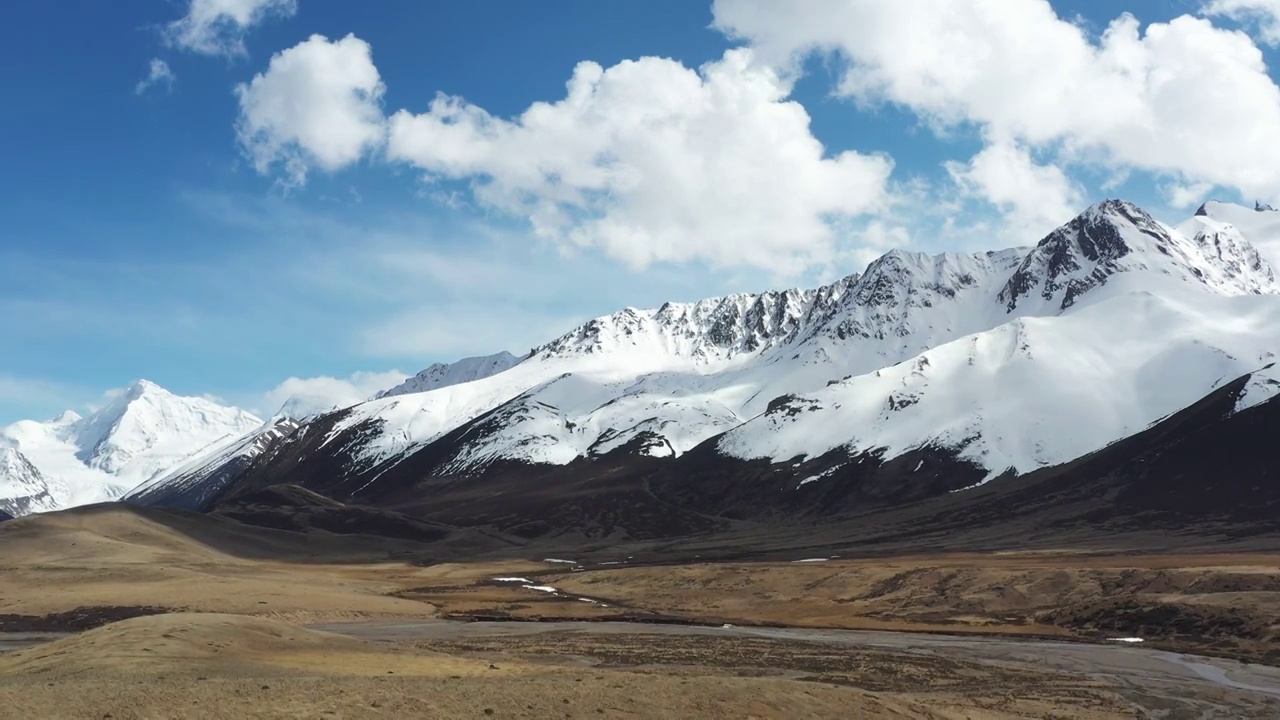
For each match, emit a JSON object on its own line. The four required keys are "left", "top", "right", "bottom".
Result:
{"left": 1196, "top": 200, "right": 1280, "bottom": 269}
{"left": 274, "top": 395, "right": 350, "bottom": 422}
{"left": 113, "top": 199, "right": 1280, "bottom": 518}
{"left": 0, "top": 380, "right": 262, "bottom": 516}
{"left": 0, "top": 447, "right": 61, "bottom": 517}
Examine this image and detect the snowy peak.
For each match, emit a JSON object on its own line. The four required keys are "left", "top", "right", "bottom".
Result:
{"left": 999, "top": 200, "right": 1153, "bottom": 312}
{"left": 0, "top": 447, "right": 60, "bottom": 516}
{"left": 531, "top": 284, "right": 833, "bottom": 366}
{"left": 0, "top": 447, "right": 39, "bottom": 477}
{"left": 524, "top": 263, "right": 1024, "bottom": 372}
{"left": 1000, "top": 199, "right": 1277, "bottom": 313}
{"left": 804, "top": 249, "right": 1024, "bottom": 346}
{"left": 71, "top": 379, "right": 174, "bottom": 463}
{"left": 656, "top": 287, "right": 816, "bottom": 355}
{"left": 1193, "top": 200, "right": 1280, "bottom": 270}
{"left": 1175, "top": 215, "right": 1276, "bottom": 294}
{"left": 0, "top": 380, "right": 264, "bottom": 516}
{"left": 71, "top": 380, "right": 261, "bottom": 476}
{"left": 377, "top": 351, "right": 524, "bottom": 399}
{"left": 48, "top": 410, "right": 82, "bottom": 425}
{"left": 851, "top": 250, "right": 994, "bottom": 307}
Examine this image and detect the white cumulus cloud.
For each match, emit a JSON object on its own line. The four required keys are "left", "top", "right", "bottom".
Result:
{"left": 1163, "top": 181, "right": 1217, "bottom": 209}
{"left": 386, "top": 49, "right": 893, "bottom": 273}
{"left": 235, "top": 34, "right": 386, "bottom": 187}
{"left": 165, "top": 0, "right": 297, "bottom": 57}
{"left": 135, "top": 59, "right": 176, "bottom": 95}
{"left": 713, "top": 0, "right": 1280, "bottom": 206}
{"left": 263, "top": 370, "right": 406, "bottom": 419}
{"left": 946, "top": 139, "right": 1083, "bottom": 243}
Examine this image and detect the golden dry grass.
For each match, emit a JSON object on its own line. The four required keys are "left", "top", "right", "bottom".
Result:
{"left": 0, "top": 613, "right": 978, "bottom": 719}
{"left": 2, "top": 506, "right": 1279, "bottom": 718}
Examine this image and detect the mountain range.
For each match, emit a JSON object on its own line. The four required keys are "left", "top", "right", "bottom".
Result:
{"left": 0, "top": 381, "right": 260, "bottom": 517}
{"left": 6, "top": 199, "right": 1280, "bottom": 544}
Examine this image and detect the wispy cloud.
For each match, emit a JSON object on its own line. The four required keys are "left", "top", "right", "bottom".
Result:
{"left": 135, "top": 59, "right": 175, "bottom": 95}
{"left": 0, "top": 374, "right": 107, "bottom": 424}
{"left": 259, "top": 369, "right": 407, "bottom": 418}
{"left": 164, "top": 0, "right": 297, "bottom": 57}
{"left": 1203, "top": 0, "right": 1280, "bottom": 46}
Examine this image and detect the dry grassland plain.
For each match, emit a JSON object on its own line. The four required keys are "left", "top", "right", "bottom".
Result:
{"left": 1, "top": 506, "right": 1278, "bottom": 718}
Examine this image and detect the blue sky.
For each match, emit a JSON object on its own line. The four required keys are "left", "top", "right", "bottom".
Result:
{"left": 4, "top": 0, "right": 1280, "bottom": 422}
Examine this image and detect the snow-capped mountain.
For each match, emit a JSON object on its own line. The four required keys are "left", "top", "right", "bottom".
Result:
{"left": 1000, "top": 199, "right": 1274, "bottom": 313}
{"left": 717, "top": 201, "right": 1279, "bottom": 477}
{"left": 124, "top": 199, "right": 1280, "bottom": 519}
{"left": 1196, "top": 200, "right": 1280, "bottom": 268}
{"left": 377, "top": 351, "right": 525, "bottom": 399}
{"left": 0, "top": 447, "right": 61, "bottom": 517}
{"left": 377, "top": 203, "right": 1261, "bottom": 468}
{"left": 531, "top": 284, "right": 835, "bottom": 365}
{"left": 0, "top": 380, "right": 262, "bottom": 515}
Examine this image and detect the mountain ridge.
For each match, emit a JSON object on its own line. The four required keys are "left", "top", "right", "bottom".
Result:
{"left": 113, "top": 199, "right": 1280, "bottom": 526}
{"left": 376, "top": 351, "right": 525, "bottom": 400}
{"left": 12, "top": 198, "right": 1280, "bottom": 528}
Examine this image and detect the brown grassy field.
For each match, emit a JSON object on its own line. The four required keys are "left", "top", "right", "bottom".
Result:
{"left": 1, "top": 505, "right": 1279, "bottom": 718}
{"left": 0, "top": 613, "right": 965, "bottom": 719}
{"left": 394, "top": 553, "right": 1280, "bottom": 664}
